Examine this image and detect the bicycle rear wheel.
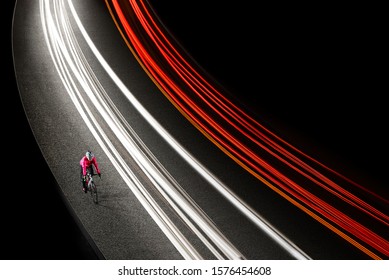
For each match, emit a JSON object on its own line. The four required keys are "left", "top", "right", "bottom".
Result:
{"left": 90, "top": 182, "right": 98, "bottom": 204}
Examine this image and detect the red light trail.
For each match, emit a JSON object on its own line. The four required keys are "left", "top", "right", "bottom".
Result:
{"left": 105, "top": 0, "right": 389, "bottom": 259}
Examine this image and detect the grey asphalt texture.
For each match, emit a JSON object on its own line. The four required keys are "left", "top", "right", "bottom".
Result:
{"left": 11, "top": 0, "right": 376, "bottom": 260}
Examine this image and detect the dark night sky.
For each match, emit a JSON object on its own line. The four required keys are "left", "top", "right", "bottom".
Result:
{"left": 147, "top": 1, "right": 387, "bottom": 193}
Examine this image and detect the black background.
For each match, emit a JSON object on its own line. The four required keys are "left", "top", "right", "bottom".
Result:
{"left": 3, "top": 0, "right": 97, "bottom": 259}
{"left": 147, "top": 1, "right": 387, "bottom": 194}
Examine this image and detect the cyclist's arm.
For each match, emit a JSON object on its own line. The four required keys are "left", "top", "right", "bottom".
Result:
{"left": 81, "top": 158, "right": 88, "bottom": 176}
{"left": 92, "top": 157, "right": 101, "bottom": 174}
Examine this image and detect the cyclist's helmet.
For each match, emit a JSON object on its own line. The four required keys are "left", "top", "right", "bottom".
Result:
{"left": 86, "top": 150, "right": 93, "bottom": 161}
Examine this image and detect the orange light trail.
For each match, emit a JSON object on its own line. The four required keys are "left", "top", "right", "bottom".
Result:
{"left": 105, "top": 0, "right": 389, "bottom": 259}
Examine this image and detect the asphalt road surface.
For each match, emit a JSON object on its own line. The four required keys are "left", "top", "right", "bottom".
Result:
{"left": 10, "top": 0, "right": 387, "bottom": 260}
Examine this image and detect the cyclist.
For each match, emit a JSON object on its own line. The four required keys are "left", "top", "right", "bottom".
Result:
{"left": 80, "top": 150, "right": 101, "bottom": 193}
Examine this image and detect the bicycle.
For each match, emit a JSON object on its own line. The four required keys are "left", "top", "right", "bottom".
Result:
{"left": 85, "top": 170, "right": 99, "bottom": 204}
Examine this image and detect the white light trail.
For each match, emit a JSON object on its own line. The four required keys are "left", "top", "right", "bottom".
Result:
{"left": 40, "top": 0, "right": 201, "bottom": 260}
{"left": 39, "top": 0, "right": 311, "bottom": 260}
{"left": 68, "top": 0, "right": 310, "bottom": 259}
{"left": 40, "top": 0, "right": 247, "bottom": 260}
{"left": 67, "top": 0, "right": 311, "bottom": 260}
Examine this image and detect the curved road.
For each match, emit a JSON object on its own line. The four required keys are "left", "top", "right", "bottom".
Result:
{"left": 12, "top": 0, "right": 380, "bottom": 260}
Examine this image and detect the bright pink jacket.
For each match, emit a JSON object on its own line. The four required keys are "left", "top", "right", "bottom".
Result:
{"left": 80, "top": 155, "right": 100, "bottom": 176}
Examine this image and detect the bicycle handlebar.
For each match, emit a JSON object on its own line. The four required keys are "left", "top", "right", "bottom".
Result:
{"left": 85, "top": 172, "right": 101, "bottom": 178}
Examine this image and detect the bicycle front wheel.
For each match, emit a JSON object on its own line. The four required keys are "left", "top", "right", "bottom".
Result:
{"left": 90, "top": 182, "right": 98, "bottom": 204}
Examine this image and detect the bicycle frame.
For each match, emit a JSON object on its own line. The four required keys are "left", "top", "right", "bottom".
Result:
{"left": 86, "top": 172, "right": 94, "bottom": 188}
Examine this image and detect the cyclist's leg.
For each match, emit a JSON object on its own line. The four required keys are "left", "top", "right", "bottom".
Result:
{"left": 80, "top": 165, "right": 87, "bottom": 192}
